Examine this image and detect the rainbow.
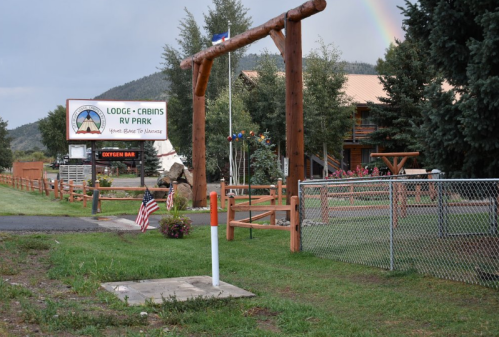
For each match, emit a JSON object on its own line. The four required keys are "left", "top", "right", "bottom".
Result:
{"left": 361, "top": 0, "right": 404, "bottom": 46}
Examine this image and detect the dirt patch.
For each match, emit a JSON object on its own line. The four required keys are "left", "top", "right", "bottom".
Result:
{"left": 244, "top": 306, "right": 281, "bottom": 334}
{"left": 0, "top": 234, "right": 159, "bottom": 336}
{"left": 456, "top": 237, "right": 499, "bottom": 259}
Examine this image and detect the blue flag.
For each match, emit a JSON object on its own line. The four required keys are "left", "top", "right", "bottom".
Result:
{"left": 212, "top": 32, "right": 229, "bottom": 45}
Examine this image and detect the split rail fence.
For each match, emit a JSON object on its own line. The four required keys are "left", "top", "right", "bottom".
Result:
{"left": 0, "top": 174, "right": 175, "bottom": 213}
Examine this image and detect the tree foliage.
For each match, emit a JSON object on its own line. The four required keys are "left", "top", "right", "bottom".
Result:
{"left": 243, "top": 51, "right": 286, "bottom": 155}
{"left": 303, "top": 40, "right": 354, "bottom": 173}
{"left": 161, "top": 9, "right": 203, "bottom": 165}
{"left": 205, "top": 84, "right": 258, "bottom": 181}
{"left": 250, "top": 132, "right": 283, "bottom": 188}
{"left": 0, "top": 117, "right": 13, "bottom": 172}
{"left": 38, "top": 105, "right": 70, "bottom": 158}
{"left": 143, "top": 141, "right": 161, "bottom": 176}
{"left": 403, "top": 0, "right": 499, "bottom": 177}
{"left": 366, "top": 37, "right": 433, "bottom": 167}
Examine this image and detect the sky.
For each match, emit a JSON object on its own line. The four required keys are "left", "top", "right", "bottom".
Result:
{"left": 0, "top": 0, "right": 407, "bottom": 130}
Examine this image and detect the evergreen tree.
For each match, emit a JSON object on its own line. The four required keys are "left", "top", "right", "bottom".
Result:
{"left": 161, "top": 9, "right": 203, "bottom": 165}
{"left": 303, "top": 39, "right": 354, "bottom": 177}
{"left": 0, "top": 117, "right": 13, "bottom": 172}
{"left": 143, "top": 141, "right": 161, "bottom": 176}
{"left": 403, "top": 0, "right": 499, "bottom": 177}
{"left": 243, "top": 51, "right": 286, "bottom": 158}
{"left": 250, "top": 132, "right": 283, "bottom": 188}
{"left": 365, "top": 37, "right": 433, "bottom": 167}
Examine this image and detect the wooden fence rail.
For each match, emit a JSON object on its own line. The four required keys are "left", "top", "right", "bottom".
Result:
{"left": 1, "top": 174, "right": 178, "bottom": 213}
{"left": 226, "top": 190, "right": 300, "bottom": 252}
{"left": 220, "top": 178, "right": 286, "bottom": 209}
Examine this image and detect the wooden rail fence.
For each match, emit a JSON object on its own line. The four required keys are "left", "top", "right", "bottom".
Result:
{"left": 226, "top": 188, "right": 300, "bottom": 252}
{"left": 220, "top": 178, "right": 286, "bottom": 209}
{"left": 1, "top": 174, "right": 177, "bottom": 213}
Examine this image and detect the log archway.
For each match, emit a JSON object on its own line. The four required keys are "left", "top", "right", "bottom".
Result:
{"left": 181, "top": 0, "right": 327, "bottom": 207}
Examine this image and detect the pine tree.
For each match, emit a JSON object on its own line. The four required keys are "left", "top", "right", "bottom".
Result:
{"left": 143, "top": 141, "right": 161, "bottom": 176}
{"left": 303, "top": 39, "right": 354, "bottom": 177}
{"left": 243, "top": 51, "right": 286, "bottom": 157}
{"left": 366, "top": 37, "right": 433, "bottom": 167}
{"left": 403, "top": 0, "right": 499, "bottom": 177}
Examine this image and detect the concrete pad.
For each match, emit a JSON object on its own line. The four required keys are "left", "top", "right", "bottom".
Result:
{"left": 80, "top": 216, "right": 156, "bottom": 231}
{"left": 101, "top": 276, "right": 255, "bottom": 305}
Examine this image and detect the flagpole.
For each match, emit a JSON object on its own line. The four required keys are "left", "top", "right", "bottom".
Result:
{"left": 228, "top": 20, "right": 233, "bottom": 187}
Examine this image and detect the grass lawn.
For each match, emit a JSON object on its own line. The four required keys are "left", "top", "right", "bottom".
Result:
{"left": 1, "top": 182, "right": 499, "bottom": 335}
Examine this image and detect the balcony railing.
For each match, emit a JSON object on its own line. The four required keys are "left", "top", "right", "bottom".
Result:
{"left": 345, "top": 124, "right": 377, "bottom": 143}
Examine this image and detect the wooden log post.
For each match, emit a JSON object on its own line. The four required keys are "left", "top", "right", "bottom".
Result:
{"left": 82, "top": 181, "right": 87, "bottom": 208}
{"left": 270, "top": 185, "right": 276, "bottom": 225}
{"left": 173, "top": 181, "right": 178, "bottom": 194}
{"left": 192, "top": 61, "right": 207, "bottom": 208}
{"left": 59, "top": 180, "right": 64, "bottom": 201}
{"left": 285, "top": 18, "right": 305, "bottom": 206}
{"left": 226, "top": 195, "right": 235, "bottom": 241}
{"left": 220, "top": 178, "right": 226, "bottom": 209}
{"left": 69, "top": 180, "right": 74, "bottom": 203}
{"left": 415, "top": 184, "right": 421, "bottom": 203}
{"left": 277, "top": 178, "right": 283, "bottom": 205}
{"left": 349, "top": 184, "right": 354, "bottom": 205}
{"left": 96, "top": 181, "right": 102, "bottom": 213}
{"left": 54, "top": 179, "right": 59, "bottom": 199}
{"left": 44, "top": 178, "right": 50, "bottom": 196}
{"left": 290, "top": 196, "right": 300, "bottom": 252}
{"left": 38, "top": 179, "right": 42, "bottom": 194}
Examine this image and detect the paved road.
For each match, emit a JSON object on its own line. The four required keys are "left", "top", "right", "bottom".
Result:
{"left": 0, "top": 212, "right": 288, "bottom": 232}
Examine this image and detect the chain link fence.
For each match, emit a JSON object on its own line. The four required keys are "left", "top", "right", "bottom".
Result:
{"left": 299, "top": 176, "right": 499, "bottom": 288}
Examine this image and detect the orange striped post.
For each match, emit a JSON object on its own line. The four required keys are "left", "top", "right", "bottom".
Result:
{"left": 210, "top": 191, "right": 220, "bottom": 286}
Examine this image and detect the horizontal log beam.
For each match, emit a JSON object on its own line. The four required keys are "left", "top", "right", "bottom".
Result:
{"left": 229, "top": 221, "right": 291, "bottom": 231}
{"left": 370, "top": 152, "right": 420, "bottom": 158}
{"left": 180, "top": 0, "right": 326, "bottom": 69}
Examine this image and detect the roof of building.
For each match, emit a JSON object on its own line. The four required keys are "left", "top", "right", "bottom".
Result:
{"left": 239, "top": 71, "right": 387, "bottom": 105}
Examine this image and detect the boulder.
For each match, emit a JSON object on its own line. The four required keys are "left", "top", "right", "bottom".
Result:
{"left": 176, "top": 183, "right": 192, "bottom": 200}
{"left": 168, "top": 162, "right": 184, "bottom": 180}
{"left": 183, "top": 168, "right": 193, "bottom": 186}
{"left": 157, "top": 176, "right": 171, "bottom": 188}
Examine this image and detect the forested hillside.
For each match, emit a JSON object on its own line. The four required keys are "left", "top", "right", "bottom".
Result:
{"left": 9, "top": 54, "right": 376, "bottom": 151}
{"left": 8, "top": 121, "right": 45, "bottom": 152}
{"left": 95, "top": 72, "right": 169, "bottom": 101}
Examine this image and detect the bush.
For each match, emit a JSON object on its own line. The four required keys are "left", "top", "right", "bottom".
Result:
{"left": 159, "top": 208, "right": 192, "bottom": 239}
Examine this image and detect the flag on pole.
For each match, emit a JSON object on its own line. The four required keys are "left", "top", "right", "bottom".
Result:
{"left": 136, "top": 188, "right": 159, "bottom": 232}
{"left": 212, "top": 32, "right": 229, "bottom": 45}
{"left": 166, "top": 184, "right": 174, "bottom": 211}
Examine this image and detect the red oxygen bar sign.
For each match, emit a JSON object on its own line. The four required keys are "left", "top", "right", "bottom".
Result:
{"left": 97, "top": 150, "right": 139, "bottom": 160}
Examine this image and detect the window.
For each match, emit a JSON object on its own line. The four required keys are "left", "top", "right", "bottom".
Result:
{"left": 361, "top": 148, "right": 374, "bottom": 165}
{"left": 361, "top": 110, "right": 374, "bottom": 125}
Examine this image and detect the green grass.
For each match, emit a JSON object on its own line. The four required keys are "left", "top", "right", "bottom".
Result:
{"left": 2, "top": 181, "right": 499, "bottom": 335}
{"left": 0, "top": 184, "right": 209, "bottom": 217}
{"left": 1, "top": 228, "right": 498, "bottom": 336}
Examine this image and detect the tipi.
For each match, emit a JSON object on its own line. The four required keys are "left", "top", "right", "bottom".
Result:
{"left": 77, "top": 112, "right": 100, "bottom": 134}
{"left": 153, "top": 139, "right": 185, "bottom": 172}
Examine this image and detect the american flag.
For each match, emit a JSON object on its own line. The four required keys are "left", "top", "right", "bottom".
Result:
{"left": 136, "top": 188, "right": 159, "bottom": 232}
{"left": 166, "top": 184, "right": 174, "bottom": 211}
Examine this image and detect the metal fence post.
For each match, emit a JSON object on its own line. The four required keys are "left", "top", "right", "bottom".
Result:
{"left": 389, "top": 180, "right": 394, "bottom": 271}
{"left": 438, "top": 180, "right": 444, "bottom": 238}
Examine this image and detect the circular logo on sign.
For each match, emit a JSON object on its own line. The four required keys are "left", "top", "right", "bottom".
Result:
{"left": 71, "top": 105, "right": 106, "bottom": 134}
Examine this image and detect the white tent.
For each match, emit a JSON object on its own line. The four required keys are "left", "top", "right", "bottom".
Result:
{"left": 153, "top": 139, "right": 185, "bottom": 172}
